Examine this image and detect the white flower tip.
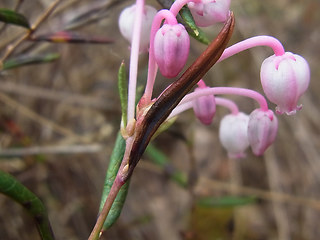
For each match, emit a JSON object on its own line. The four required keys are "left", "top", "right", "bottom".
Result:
{"left": 276, "top": 104, "right": 302, "bottom": 115}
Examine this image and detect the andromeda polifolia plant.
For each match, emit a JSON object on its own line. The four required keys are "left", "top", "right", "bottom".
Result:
{"left": 86, "top": 0, "right": 310, "bottom": 239}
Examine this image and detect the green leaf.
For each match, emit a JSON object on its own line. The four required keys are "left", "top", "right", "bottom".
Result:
{"left": 145, "top": 144, "right": 187, "bottom": 188}
{"left": 179, "top": 6, "right": 210, "bottom": 45}
{"left": 0, "top": 8, "right": 30, "bottom": 29}
{"left": 118, "top": 62, "right": 128, "bottom": 127}
{"left": 2, "top": 53, "right": 60, "bottom": 70}
{"left": 0, "top": 170, "right": 54, "bottom": 240}
{"left": 99, "top": 132, "right": 129, "bottom": 229}
{"left": 197, "top": 196, "right": 257, "bottom": 208}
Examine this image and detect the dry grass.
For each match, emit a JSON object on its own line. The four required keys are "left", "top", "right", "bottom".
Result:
{"left": 0, "top": 0, "right": 319, "bottom": 239}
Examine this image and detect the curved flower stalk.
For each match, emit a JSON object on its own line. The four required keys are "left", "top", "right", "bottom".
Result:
{"left": 140, "top": 9, "right": 179, "bottom": 107}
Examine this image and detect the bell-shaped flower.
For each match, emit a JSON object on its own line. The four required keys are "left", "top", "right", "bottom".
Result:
{"left": 260, "top": 52, "right": 310, "bottom": 115}
{"left": 118, "top": 4, "right": 157, "bottom": 52}
{"left": 188, "top": 0, "right": 231, "bottom": 27}
{"left": 248, "top": 109, "right": 278, "bottom": 156}
{"left": 219, "top": 112, "right": 250, "bottom": 159}
{"left": 154, "top": 23, "right": 190, "bottom": 78}
{"left": 192, "top": 80, "right": 216, "bottom": 125}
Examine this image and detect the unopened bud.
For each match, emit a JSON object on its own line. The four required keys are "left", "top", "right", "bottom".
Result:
{"left": 154, "top": 23, "right": 190, "bottom": 78}
{"left": 193, "top": 80, "right": 216, "bottom": 125}
{"left": 248, "top": 109, "right": 278, "bottom": 156}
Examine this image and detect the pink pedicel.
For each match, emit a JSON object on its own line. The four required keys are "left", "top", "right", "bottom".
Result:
{"left": 219, "top": 112, "right": 250, "bottom": 159}
{"left": 188, "top": 0, "right": 231, "bottom": 27}
{"left": 153, "top": 23, "right": 190, "bottom": 78}
{"left": 260, "top": 52, "right": 310, "bottom": 115}
{"left": 248, "top": 109, "right": 278, "bottom": 156}
{"left": 118, "top": 4, "right": 157, "bottom": 52}
{"left": 192, "top": 80, "right": 216, "bottom": 125}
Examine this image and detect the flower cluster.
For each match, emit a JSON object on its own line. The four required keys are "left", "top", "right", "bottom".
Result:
{"left": 118, "top": 0, "right": 310, "bottom": 158}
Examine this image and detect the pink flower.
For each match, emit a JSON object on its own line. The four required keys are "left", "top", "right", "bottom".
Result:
{"left": 219, "top": 112, "right": 250, "bottom": 159}
{"left": 248, "top": 109, "right": 278, "bottom": 156}
{"left": 153, "top": 23, "right": 190, "bottom": 78}
{"left": 260, "top": 52, "right": 310, "bottom": 115}
{"left": 193, "top": 80, "right": 216, "bottom": 125}
{"left": 188, "top": 0, "right": 231, "bottom": 27}
{"left": 119, "top": 4, "right": 157, "bottom": 52}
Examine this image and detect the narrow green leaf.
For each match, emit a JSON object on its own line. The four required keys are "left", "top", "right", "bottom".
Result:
{"left": 180, "top": 6, "right": 210, "bottom": 45}
{"left": 118, "top": 62, "right": 128, "bottom": 127}
{"left": 0, "top": 170, "right": 54, "bottom": 240}
{"left": 145, "top": 144, "right": 187, "bottom": 188}
{"left": 0, "top": 8, "right": 30, "bottom": 29}
{"left": 99, "top": 132, "right": 129, "bottom": 229}
{"left": 2, "top": 53, "right": 60, "bottom": 70}
{"left": 197, "top": 196, "right": 257, "bottom": 208}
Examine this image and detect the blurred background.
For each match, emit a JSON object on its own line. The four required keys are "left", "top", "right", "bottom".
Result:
{"left": 0, "top": 0, "right": 319, "bottom": 239}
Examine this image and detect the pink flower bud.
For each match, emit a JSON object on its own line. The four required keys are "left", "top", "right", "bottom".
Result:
{"left": 260, "top": 52, "right": 310, "bottom": 115}
{"left": 154, "top": 23, "right": 190, "bottom": 78}
{"left": 219, "top": 112, "right": 250, "bottom": 159}
{"left": 188, "top": 0, "right": 231, "bottom": 27}
{"left": 193, "top": 81, "right": 216, "bottom": 125}
{"left": 119, "top": 4, "right": 157, "bottom": 52}
{"left": 248, "top": 109, "right": 278, "bottom": 156}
